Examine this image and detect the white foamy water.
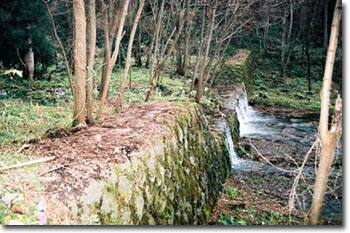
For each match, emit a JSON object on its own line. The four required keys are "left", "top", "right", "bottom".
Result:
{"left": 223, "top": 87, "right": 279, "bottom": 139}
{"left": 223, "top": 122, "right": 241, "bottom": 165}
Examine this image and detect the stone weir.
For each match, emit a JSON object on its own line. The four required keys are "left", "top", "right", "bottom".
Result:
{"left": 25, "top": 102, "right": 232, "bottom": 225}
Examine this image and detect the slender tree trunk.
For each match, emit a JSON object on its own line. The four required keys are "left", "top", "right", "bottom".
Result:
{"left": 135, "top": 26, "right": 143, "bottom": 67}
{"left": 97, "top": 0, "right": 130, "bottom": 119}
{"left": 24, "top": 49, "right": 34, "bottom": 86}
{"left": 86, "top": 0, "right": 96, "bottom": 124}
{"left": 305, "top": 39, "right": 312, "bottom": 92}
{"left": 195, "top": 2, "right": 216, "bottom": 103}
{"left": 144, "top": 0, "right": 165, "bottom": 102}
{"left": 98, "top": 0, "right": 111, "bottom": 99}
{"left": 175, "top": 39, "right": 184, "bottom": 76}
{"left": 183, "top": 13, "right": 192, "bottom": 78}
{"left": 115, "top": 0, "right": 145, "bottom": 112}
{"left": 324, "top": 0, "right": 329, "bottom": 49}
{"left": 178, "top": 0, "right": 192, "bottom": 77}
{"left": 72, "top": 0, "right": 87, "bottom": 126}
{"left": 263, "top": 1, "right": 270, "bottom": 54}
{"left": 24, "top": 24, "right": 34, "bottom": 87}
{"left": 191, "top": 7, "right": 206, "bottom": 92}
{"left": 281, "top": 9, "right": 287, "bottom": 76}
{"left": 309, "top": 0, "right": 342, "bottom": 224}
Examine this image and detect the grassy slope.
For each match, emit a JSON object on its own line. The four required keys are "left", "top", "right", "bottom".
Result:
{"left": 249, "top": 52, "right": 327, "bottom": 113}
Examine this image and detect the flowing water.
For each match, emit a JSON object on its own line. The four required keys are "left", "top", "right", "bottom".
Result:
{"left": 220, "top": 86, "right": 341, "bottom": 171}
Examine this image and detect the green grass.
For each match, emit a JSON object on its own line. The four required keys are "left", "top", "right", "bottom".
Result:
{"left": 226, "top": 187, "right": 239, "bottom": 199}
{"left": 251, "top": 76, "right": 324, "bottom": 112}
{"left": 0, "top": 100, "right": 71, "bottom": 145}
{"left": 248, "top": 53, "right": 329, "bottom": 112}
{"left": 229, "top": 26, "right": 341, "bottom": 113}
{"left": 107, "top": 67, "right": 192, "bottom": 104}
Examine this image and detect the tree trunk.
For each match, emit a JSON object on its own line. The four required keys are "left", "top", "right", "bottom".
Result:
{"left": 178, "top": 0, "right": 192, "bottom": 77}
{"left": 281, "top": 9, "right": 287, "bottom": 76}
{"left": 98, "top": 0, "right": 112, "bottom": 99}
{"left": 195, "top": 2, "right": 216, "bottom": 103}
{"left": 135, "top": 26, "right": 143, "bottom": 67}
{"left": 115, "top": 0, "right": 145, "bottom": 112}
{"left": 324, "top": 0, "right": 329, "bottom": 49}
{"left": 86, "top": 0, "right": 96, "bottom": 124}
{"left": 144, "top": 0, "right": 165, "bottom": 102}
{"left": 183, "top": 14, "right": 191, "bottom": 78}
{"left": 175, "top": 39, "right": 184, "bottom": 76}
{"left": 97, "top": 0, "right": 130, "bottom": 119}
{"left": 309, "top": 0, "right": 342, "bottom": 224}
{"left": 24, "top": 24, "right": 34, "bottom": 87}
{"left": 24, "top": 48, "right": 34, "bottom": 87}
{"left": 72, "top": 0, "right": 87, "bottom": 126}
{"left": 263, "top": 1, "right": 270, "bottom": 54}
{"left": 305, "top": 39, "right": 312, "bottom": 92}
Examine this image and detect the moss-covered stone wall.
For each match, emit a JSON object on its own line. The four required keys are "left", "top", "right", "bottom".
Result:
{"left": 76, "top": 105, "right": 232, "bottom": 225}
{"left": 216, "top": 49, "right": 253, "bottom": 98}
{"left": 227, "top": 112, "right": 240, "bottom": 145}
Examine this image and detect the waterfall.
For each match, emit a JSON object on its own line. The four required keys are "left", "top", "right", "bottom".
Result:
{"left": 221, "top": 118, "right": 266, "bottom": 171}
{"left": 223, "top": 122, "right": 241, "bottom": 166}
{"left": 220, "top": 85, "right": 278, "bottom": 169}
{"left": 233, "top": 88, "right": 277, "bottom": 138}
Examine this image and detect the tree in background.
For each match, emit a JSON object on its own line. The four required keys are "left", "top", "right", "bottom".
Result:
{"left": 97, "top": 0, "right": 130, "bottom": 119}
{"left": 0, "top": 0, "right": 56, "bottom": 85}
{"left": 86, "top": 0, "right": 97, "bottom": 124}
{"left": 144, "top": 0, "right": 186, "bottom": 102}
{"left": 194, "top": 0, "right": 253, "bottom": 103}
{"left": 115, "top": 0, "right": 145, "bottom": 112}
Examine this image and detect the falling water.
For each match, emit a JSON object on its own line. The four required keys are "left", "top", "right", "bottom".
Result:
{"left": 234, "top": 89, "right": 278, "bottom": 138}
{"left": 222, "top": 121, "right": 241, "bottom": 165}
{"left": 219, "top": 85, "right": 324, "bottom": 170}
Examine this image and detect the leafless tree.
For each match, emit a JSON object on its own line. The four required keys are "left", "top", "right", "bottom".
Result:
{"left": 72, "top": 0, "right": 87, "bottom": 126}
{"left": 115, "top": 0, "right": 145, "bottom": 112}
{"left": 309, "top": 0, "right": 342, "bottom": 224}
{"left": 97, "top": 0, "right": 130, "bottom": 118}
{"left": 144, "top": 0, "right": 186, "bottom": 102}
{"left": 86, "top": 0, "right": 97, "bottom": 124}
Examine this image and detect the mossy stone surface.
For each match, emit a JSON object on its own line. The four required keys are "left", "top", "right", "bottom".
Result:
{"left": 76, "top": 104, "right": 231, "bottom": 225}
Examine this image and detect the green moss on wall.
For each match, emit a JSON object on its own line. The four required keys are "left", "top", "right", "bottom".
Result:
{"left": 227, "top": 112, "right": 240, "bottom": 144}
{"left": 215, "top": 49, "right": 253, "bottom": 98}
{"left": 76, "top": 104, "right": 231, "bottom": 225}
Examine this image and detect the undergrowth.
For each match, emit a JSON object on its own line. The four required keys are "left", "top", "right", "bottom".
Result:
{"left": 0, "top": 65, "right": 218, "bottom": 145}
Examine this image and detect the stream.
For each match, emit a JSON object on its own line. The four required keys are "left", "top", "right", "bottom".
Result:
{"left": 221, "top": 86, "right": 342, "bottom": 171}
{"left": 217, "top": 85, "right": 342, "bottom": 219}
